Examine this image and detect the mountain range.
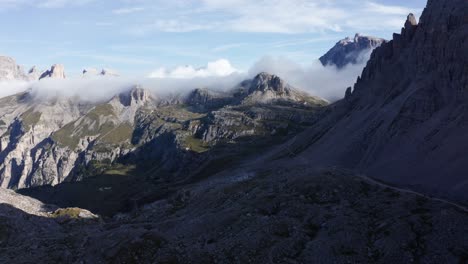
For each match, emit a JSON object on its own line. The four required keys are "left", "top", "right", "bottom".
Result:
{"left": 0, "top": 0, "right": 467, "bottom": 262}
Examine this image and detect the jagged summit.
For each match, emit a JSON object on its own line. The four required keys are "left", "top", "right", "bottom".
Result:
{"left": 249, "top": 72, "right": 291, "bottom": 95}
{"left": 39, "top": 64, "right": 66, "bottom": 80}
{"left": 240, "top": 72, "right": 328, "bottom": 105}
{"left": 320, "top": 34, "right": 387, "bottom": 68}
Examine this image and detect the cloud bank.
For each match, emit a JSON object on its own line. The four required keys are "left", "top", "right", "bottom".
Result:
{"left": 248, "top": 56, "right": 366, "bottom": 101}
{"left": 148, "top": 59, "right": 240, "bottom": 79}
{"left": 0, "top": 54, "right": 370, "bottom": 103}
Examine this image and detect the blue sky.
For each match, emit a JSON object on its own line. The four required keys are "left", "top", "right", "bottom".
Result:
{"left": 0, "top": 0, "right": 426, "bottom": 77}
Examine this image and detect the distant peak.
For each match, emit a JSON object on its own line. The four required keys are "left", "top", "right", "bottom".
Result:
{"left": 39, "top": 64, "right": 66, "bottom": 80}
{"left": 320, "top": 34, "right": 387, "bottom": 68}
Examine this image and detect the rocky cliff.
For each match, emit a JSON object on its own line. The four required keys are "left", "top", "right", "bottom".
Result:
{"left": 280, "top": 0, "right": 468, "bottom": 203}
{"left": 0, "top": 56, "right": 39, "bottom": 81}
{"left": 320, "top": 34, "right": 387, "bottom": 68}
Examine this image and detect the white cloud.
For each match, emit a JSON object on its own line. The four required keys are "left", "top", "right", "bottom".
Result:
{"left": 0, "top": 55, "right": 367, "bottom": 103}
{"left": 364, "top": 2, "right": 413, "bottom": 15}
{"left": 127, "top": 0, "right": 421, "bottom": 34}
{"left": 112, "top": 7, "right": 144, "bottom": 15}
{"left": 37, "top": 0, "right": 95, "bottom": 8}
{"left": 148, "top": 59, "right": 240, "bottom": 79}
{"left": 212, "top": 43, "right": 245, "bottom": 53}
{"left": 0, "top": 81, "right": 31, "bottom": 98}
{"left": 248, "top": 55, "right": 368, "bottom": 101}
{"left": 0, "top": 0, "right": 94, "bottom": 9}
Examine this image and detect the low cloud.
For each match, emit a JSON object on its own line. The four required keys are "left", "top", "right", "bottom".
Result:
{"left": 248, "top": 55, "right": 368, "bottom": 101}
{"left": 148, "top": 59, "right": 240, "bottom": 79}
{"left": 0, "top": 81, "right": 32, "bottom": 98}
{"left": 0, "top": 54, "right": 368, "bottom": 103}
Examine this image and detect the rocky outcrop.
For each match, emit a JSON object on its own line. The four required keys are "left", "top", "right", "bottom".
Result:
{"left": 280, "top": 0, "right": 468, "bottom": 203}
{"left": 238, "top": 72, "right": 328, "bottom": 106}
{"left": 26, "top": 66, "right": 41, "bottom": 81}
{"left": 39, "top": 64, "right": 66, "bottom": 80}
{"left": 185, "top": 88, "right": 232, "bottom": 111}
{"left": 320, "top": 34, "right": 387, "bottom": 68}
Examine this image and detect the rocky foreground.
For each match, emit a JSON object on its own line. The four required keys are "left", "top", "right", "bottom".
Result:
{"left": 1, "top": 167, "right": 468, "bottom": 263}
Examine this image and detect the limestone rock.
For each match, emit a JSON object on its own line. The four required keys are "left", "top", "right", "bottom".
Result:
{"left": 39, "top": 64, "right": 66, "bottom": 80}
{"left": 26, "top": 66, "right": 41, "bottom": 81}
{"left": 0, "top": 56, "right": 28, "bottom": 81}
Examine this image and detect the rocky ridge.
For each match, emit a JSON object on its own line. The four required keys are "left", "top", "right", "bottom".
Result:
{"left": 278, "top": 1, "right": 468, "bottom": 203}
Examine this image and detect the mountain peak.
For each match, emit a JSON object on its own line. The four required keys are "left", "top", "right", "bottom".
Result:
{"left": 320, "top": 34, "right": 387, "bottom": 68}
{"left": 39, "top": 64, "right": 66, "bottom": 80}
{"left": 405, "top": 13, "right": 418, "bottom": 28}
{"left": 250, "top": 72, "right": 289, "bottom": 95}
{"left": 118, "top": 85, "right": 151, "bottom": 107}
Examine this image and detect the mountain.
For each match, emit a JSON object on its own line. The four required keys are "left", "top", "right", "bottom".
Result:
{"left": 1, "top": 0, "right": 467, "bottom": 262}
{"left": 279, "top": 5, "right": 468, "bottom": 203}
{"left": 0, "top": 72, "right": 327, "bottom": 189}
{"left": 39, "top": 64, "right": 66, "bottom": 80}
{"left": 0, "top": 56, "right": 39, "bottom": 81}
{"left": 0, "top": 56, "right": 68, "bottom": 81}
{"left": 320, "top": 33, "right": 386, "bottom": 68}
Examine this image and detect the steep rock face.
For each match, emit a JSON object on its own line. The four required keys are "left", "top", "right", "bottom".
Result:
{"left": 280, "top": 1, "right": 468, "bottom": 202}
{"left": 320, "top": 34, "right": 387, "bottom": 68}
{"left": 0, "top": 96, "right": 91, "bottom": 188}
{"left": 39, "top": 64, "right": 66, "bottom": 80}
